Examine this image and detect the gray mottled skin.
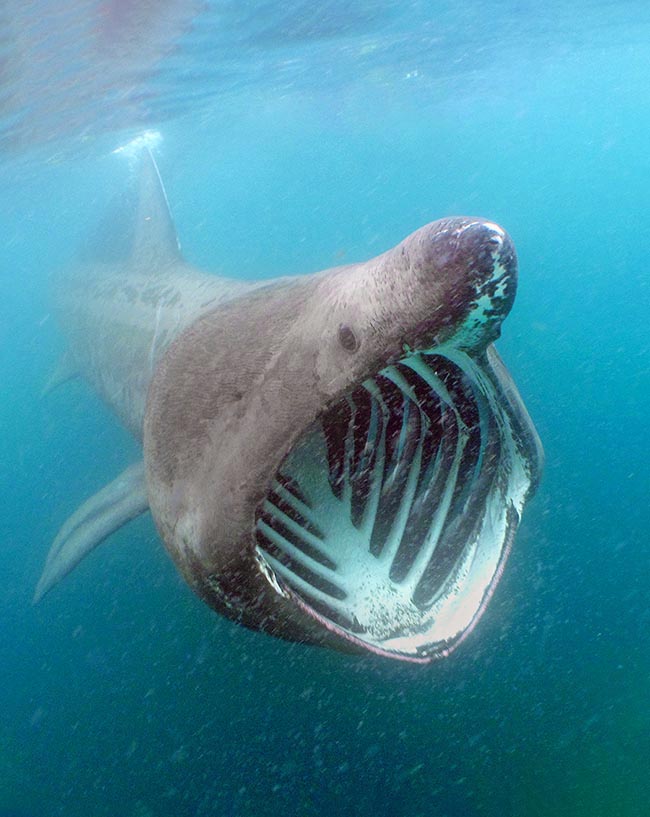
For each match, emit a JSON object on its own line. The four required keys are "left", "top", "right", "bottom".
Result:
{"left": 59, "top": 260, "right": 254, "bottom": 436}
{"left": 37, "top": 150, "right": 542, "bottom": 661}
{"left": 57, "top": 155, "right": 260, "bottom": 437}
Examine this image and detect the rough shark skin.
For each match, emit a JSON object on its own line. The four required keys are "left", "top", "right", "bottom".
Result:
{"left": 36, "top": 150, "right": 543, "bottom": 663}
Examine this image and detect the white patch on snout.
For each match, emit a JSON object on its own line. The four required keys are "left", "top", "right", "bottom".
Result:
{"left": 481, "top": 222, "right": 505, "bottom": 240}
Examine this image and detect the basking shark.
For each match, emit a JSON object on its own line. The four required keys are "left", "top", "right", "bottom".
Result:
{"left": 35, "top": 151, "right": 543, "bottom": 663}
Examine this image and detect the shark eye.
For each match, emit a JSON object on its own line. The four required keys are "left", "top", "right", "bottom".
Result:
{"left": 338, "top": 323, "right": 359, "bottom": 353}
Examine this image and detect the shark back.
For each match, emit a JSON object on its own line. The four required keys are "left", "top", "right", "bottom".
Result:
{"left": 55, "top": 151, "right": 255, "bottom": 437}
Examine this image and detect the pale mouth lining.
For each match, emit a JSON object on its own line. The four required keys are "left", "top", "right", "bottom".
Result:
{"left": 255, "top": 347, "right": 525, "bottom": 660}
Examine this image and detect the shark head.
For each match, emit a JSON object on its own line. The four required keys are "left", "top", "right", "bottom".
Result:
{"left": 143, "top": 216, "right": 543, "bottom": 662}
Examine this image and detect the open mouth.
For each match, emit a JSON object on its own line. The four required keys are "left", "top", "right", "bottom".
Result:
{"left": 254, "top": 344, "right": 534, "bottom": 661}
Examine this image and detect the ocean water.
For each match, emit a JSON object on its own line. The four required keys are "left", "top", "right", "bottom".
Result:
{"left": 1, "top": 2, "right": 649, "bottom": 816}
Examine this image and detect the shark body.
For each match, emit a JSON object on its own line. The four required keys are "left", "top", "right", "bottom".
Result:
{"left": 36, "top": 152, "right": 543, "bottom": 663}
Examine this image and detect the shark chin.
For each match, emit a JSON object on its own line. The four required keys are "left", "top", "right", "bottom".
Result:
{"left": 35, "top": 148, "right": 543, "bottom": 664}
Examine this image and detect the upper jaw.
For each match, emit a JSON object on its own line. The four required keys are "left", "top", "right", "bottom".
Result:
{"left": 417, "top": 218, "right": 518, "bottom": 351}
{"left": 346, "top": 217, "right": 519, "bottom": 367}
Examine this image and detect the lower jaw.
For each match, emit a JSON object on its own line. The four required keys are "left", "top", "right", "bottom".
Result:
{"left": 254, "top": 347, "right": 527, "bottom": 661}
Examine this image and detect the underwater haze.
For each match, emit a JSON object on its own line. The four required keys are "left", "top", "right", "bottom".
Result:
{"left": 1, "top": 1, "right": 649, "bottom": 816}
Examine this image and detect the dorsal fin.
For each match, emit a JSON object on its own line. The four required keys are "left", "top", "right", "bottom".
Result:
{"left": 131, "top": 148, "right": 182, "bottom": 267}
{"left": 78, "top": 148, "right": 181, "bottom": 267}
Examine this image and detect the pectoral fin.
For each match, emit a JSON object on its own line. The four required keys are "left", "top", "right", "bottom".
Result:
{"left": 34, "top": 462, "right": 149, "bottom": 603}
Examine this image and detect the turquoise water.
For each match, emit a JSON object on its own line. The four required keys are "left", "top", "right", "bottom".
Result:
{"left": 1, "top": 2, "right": 649, "bottom": 816}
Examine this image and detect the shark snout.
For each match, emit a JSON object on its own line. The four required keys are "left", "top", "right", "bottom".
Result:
{"left": 443, "top": 218, "right": 516, "bottom": 284}
{"left": 394, "top": 217, "right": 518, "bottom": 352}
{"left": 408, "top": 217, "right": 515, "bottom": 294}
{"left": 451, "top": 219, "right": 518, "bottom": 347}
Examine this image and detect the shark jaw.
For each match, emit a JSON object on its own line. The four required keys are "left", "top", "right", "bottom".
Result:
{"left": 255, "top": 343, "right": 534, "bottom": 662}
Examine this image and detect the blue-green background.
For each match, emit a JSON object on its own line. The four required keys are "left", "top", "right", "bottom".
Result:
{"left": 1, "top": 2, "right": 648, "bottom": 815}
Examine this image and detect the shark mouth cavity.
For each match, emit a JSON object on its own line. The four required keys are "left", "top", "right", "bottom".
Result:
{"left": 254, "top": 345, "right": 535, "bottom": 662}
